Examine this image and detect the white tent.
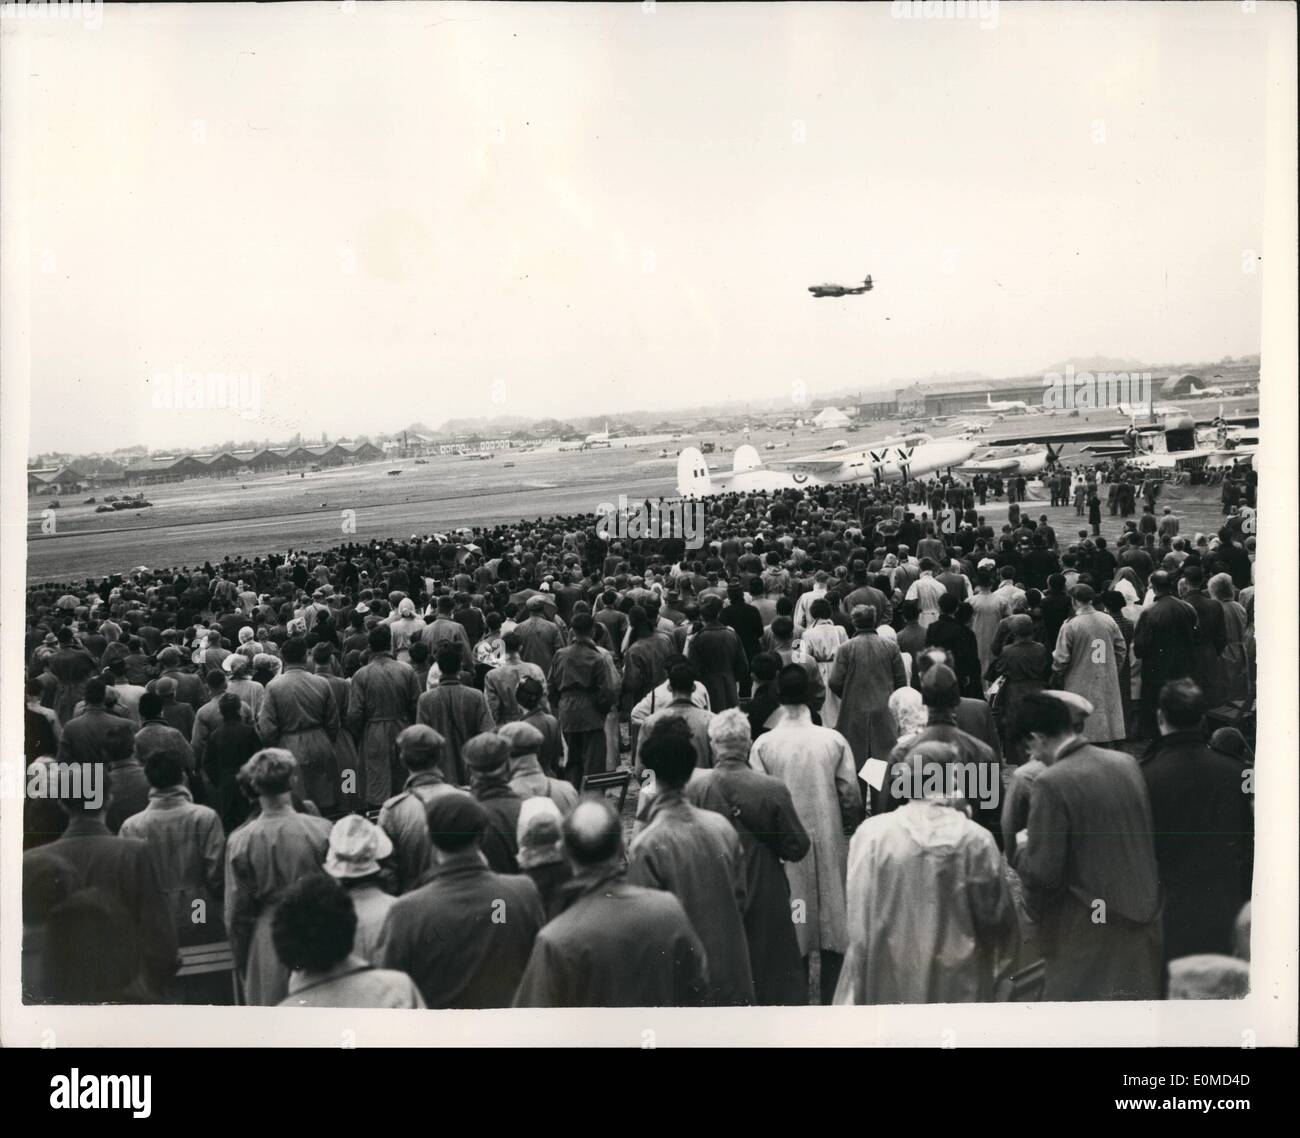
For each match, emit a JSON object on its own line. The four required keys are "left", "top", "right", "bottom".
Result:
{"left": 812, "top": 406, "right": 851, "bottom": 430}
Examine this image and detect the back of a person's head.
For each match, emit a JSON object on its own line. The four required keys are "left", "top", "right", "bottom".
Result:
{"left": 217, "top": 691, "right": 243, "bottom": 722}
{"left": 563, "top": 800, "right": 623, "bottom": 868}
{"left": 23, "top": 851, "right": 78, "bottom": 927}
{"left": 281, "top": 637, "right": 307, "bottom": 664}
{"left": 143, "top": 746, "right": 187, "bottom": 790}
{"left": 1210, "top": 727, "right": 1252, "bottom": 763}
{"left": 640, "top": 717, "right": 697, "bottom": 790}
{"left": 570, "top": 612, "right": 594, "bottom": 637}
{"left": 272, "top": 873, "right": 356, "bottom": 975}
{"left": 776, "top": 662, "right": 810, "bottom": 705}
{"left": 1159, "top": 678, "right": 1205, "bottom": 731}
{"left": 426, "top": 793, "right": 487, "bottom": 854}
{"left": 751, "top": 652, "right": 779, "bottom": 684}
{"left": 920, "top": 664, "right": 960, "bottom": 712}
{"left": 43, "top": 888, "right": 142, "bottom": 1003}
{"left": 435, "top": 642, "right": 463, "bottom": 675}
{"left": 502, "top": 631, "right": 522, "bottom": 654}
{"left": 667, "top": 663, "right": 695, "bottom": 694}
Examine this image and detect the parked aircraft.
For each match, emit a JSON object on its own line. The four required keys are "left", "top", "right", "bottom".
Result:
{"left": 676, "top": 433, "right": 977, "bottom": 496}
{"left": 959, "top": 443, "right": 1059, "bottom": 477}
{"left": 985, "top": 392, "right": 1029, "bottom": 413}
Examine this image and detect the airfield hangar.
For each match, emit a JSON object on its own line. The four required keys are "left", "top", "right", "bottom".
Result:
{"left": 894, "top": 378, "right": 1045, "bottom": 418}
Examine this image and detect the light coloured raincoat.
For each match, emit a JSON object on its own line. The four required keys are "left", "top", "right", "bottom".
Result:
{"left": 834, "top": 800, "right": 1017, "bottom": 1004}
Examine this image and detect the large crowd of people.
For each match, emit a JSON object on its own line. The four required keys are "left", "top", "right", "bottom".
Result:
{"left": 21, "top": 458, "right": 1258, "bottom": 1007}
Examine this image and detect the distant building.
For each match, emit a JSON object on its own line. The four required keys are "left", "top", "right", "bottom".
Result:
{"left": 27, "top": 467, "right": 82, "bottom": 495}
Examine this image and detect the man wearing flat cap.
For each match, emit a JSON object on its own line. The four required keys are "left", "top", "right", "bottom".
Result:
{"left": 152, "top": 675, "right": 197, "bottom": 739}
{"left": 377, "top": 793, "right": 543, "bottom": 1008}
{"left": 155, "top": 646, "right": 205, "bottom": 712}
{"left": 499, "top": 720, "right": 578, "bottom": 814}
{"left": 513, "top": 593, "right": 566, "bottom": 673}
{"left": 463, "top": 733, "right": 524, "bottom": 873}
{"left": 378, "top": 725, "right": 471, "bottom": 894}
{"left": 1012, "top": 693, "right": 1161, "bottom": 1001}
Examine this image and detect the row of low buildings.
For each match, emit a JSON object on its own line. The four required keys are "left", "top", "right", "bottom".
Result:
{"left": 27, "top": 441, "right": 386, "bottom": 495}
{"left": 811, "top": 364, "right": 1259, "bottom": 425}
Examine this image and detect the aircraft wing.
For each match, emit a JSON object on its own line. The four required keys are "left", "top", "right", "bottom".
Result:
{"left": 1078, "top": 444, "right": 1135, "bottom": 457}
{"left": 765, "top": 457, "right": 847, "bottom": 476}
{"left": 960, "top": 456, "right": 1021, "bottom": 472}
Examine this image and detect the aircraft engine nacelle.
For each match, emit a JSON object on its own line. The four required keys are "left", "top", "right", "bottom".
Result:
{"left": 733, "top": 444, "right": 762, "bottom": 474}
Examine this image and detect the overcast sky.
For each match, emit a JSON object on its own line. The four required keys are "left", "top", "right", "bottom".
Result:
{"left": 5, "top": 1, "right": 1276, "bottom": 456}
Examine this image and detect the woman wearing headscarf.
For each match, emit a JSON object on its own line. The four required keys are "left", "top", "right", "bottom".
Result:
{"left": 224, "top": 748, "right": 333, "bottom": 1005}
{"left": 386, "top": 597, "right": 423, "bottom": 664}
{"left": 251, "top": 652, "right": 281, "bottom": 687}
{"left": 880, "top": 553, "right": 901, "bottom": 594}
{"left": 1111, "top": 565, "right": 1143, "bottom": 612}
{"left": 888, "top": 685, "right": 927, "bottom": 747}
{"left": 515, "top": 796, "right": 572, "bottom": 920}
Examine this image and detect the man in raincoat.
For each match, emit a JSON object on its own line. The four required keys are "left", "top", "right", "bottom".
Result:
{"left": 835, "top": 740, "right": 1017, "bottom": 1004}
{"left": 1050, "top": 585, "right": 1128, "bottom": 744}
{"left": 629, "top": 719, "right": 754, "bottom": 1006}
{"left": 257, "top": 638, "right": 342, "bottom": 812}
{"left": 1015, "top": 694, "right": 1162, "bottom": 1001}
{"left": 828, "top": 605, "right": 908, "bottom": 771}
{"left": 749, "top": 664, "right": 862, "bottom": 1004}
{"left": 347, "top": 625, "right": 422, "bottom": 806}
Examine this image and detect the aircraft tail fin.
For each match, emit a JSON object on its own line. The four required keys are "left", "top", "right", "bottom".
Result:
{"left": 676, "top": 447, "right": 713, "bottom": 498}
{"left": 732, "top": 444, "right": 762, "bottom": 474}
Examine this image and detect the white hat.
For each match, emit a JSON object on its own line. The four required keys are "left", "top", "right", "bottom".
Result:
{"left": 324, "top": 815, "right": 393, "bottom": 880}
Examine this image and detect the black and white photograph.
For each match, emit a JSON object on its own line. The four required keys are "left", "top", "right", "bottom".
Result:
{"left": 1, "top": 0, "right": 1295, "bottom": 1066}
